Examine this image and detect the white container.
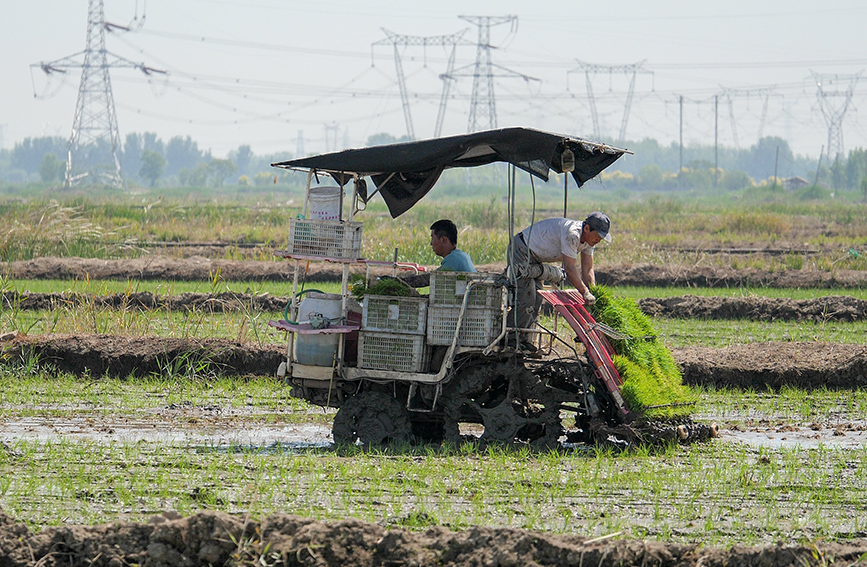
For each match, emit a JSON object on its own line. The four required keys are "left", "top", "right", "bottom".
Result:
{"left": 362, "top": 295, "right": 428, "bottom": 335}
{"left": 358, "top": 331, "right": 430, "bottom": 373}
{"left": 294, "top": 291, "right": 342, "bottom": 366}
{"left": 308, "top": 186, "right": 342, "bottom": 220}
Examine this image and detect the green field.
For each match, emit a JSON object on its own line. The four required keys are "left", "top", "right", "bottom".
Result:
{"left": 1, "top": 191, "right": 867, "bottom": 545}
{"left": 1, "top": 370, "right": 866, "bottom": 545}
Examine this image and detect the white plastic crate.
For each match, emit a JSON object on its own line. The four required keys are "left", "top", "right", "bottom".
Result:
{"left": 287, "top": 218, "right": 363, "bottom": 260}
{"left": 358, "top": 331, "right": 430, "bottom": 373}
{"left": 426, "top": 305, "right": 502, "bottom": 347}
{"left": 429, "top": 271, "right": 501, "bottom": 308}
{"left": 362, "top": 295, "right": 427, "bottom": 335}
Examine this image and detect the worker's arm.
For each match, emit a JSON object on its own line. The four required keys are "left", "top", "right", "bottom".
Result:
{"left": 580, "top": 251, "right": 596, "bottom": 289}
{"left": 563, "top": 253, "right": 596, "bottom": 305}
{"left": 562, "top": 255, "right": 588, "bottom": 294}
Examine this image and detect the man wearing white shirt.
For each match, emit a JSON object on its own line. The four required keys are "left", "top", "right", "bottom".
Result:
{"left": 509, "top": 212, "right": 612, "bottom": 348}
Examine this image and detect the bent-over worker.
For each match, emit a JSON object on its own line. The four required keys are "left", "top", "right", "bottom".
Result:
{"left": 509, "top": 212, "right": 612, "bottom": 344}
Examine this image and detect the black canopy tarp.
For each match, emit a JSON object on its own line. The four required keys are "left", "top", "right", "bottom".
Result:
{"left": 272, "top": 127, "right": 627, "bottom": 218}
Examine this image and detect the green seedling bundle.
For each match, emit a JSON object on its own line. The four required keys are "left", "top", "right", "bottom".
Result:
{"left": 589, "top": 285, "right": 697, "bottom": 417}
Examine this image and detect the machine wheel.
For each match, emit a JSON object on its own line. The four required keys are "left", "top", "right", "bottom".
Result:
{"left": 332, "top": 391, "right": 412, "bottom": 447}
{"left": 443, "top": 361, "right": 561, "bottom": 447}
{"left": 410, "top": 416, "right": 446, "bottom": 444}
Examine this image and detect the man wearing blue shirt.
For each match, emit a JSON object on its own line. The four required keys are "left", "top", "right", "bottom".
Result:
{"left": 430, "top": 219, "right": 476, "bottom": 272}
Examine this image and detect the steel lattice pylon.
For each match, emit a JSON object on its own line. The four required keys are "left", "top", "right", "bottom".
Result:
{"left": 373, "top": 28, "right": 469, "bottom": 140}
{"left": 568, "top": 60, "right": 651, "bottom": 144}
{"left": 455, "top": 16, "right": 536, "bottom": 134}
{"left": 32, "top": 0, "right": 162, "bottom": 189}
{"left": 812, "top": 71, "right": 861, "bottom": 161}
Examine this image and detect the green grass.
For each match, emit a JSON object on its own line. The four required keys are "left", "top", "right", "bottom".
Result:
{"left": 699, "top": 385, "right": 867, "bottom": 422}
{"left": 2, "top": 194, "right": 867, "bottom": 272}
{"left": 3, "top": 279, "right": 864, "bottom": 347}
{"left": 612, "top": 286, "right": 867, "bottom": 301}
{"left": 653, "top": 318, "right": 867, "bottom": 348}
{"left": 0, "top": 306, "right": 288, "bottom": 342}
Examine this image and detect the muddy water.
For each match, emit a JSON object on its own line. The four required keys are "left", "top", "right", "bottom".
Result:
{"left": 0, "top": 403, "right": 334, "bottom": 448}
{"left": 0, "top": 417, "right": 333, "bottom": 448}
{"left": 3, "top": 409, "right": 866, "bottom": 450}
{"left": 695, "top": 408, "right": 867, "bottom": 449}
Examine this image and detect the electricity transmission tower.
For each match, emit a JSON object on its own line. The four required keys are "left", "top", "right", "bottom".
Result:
{"left": 569, "top": 60, "right": 650, "bottom": 144}
{"left": 296, "top": 130, "right": 305, "bottom": 158}
{"left": 373, "top": 29, "right": 469, "bottom": 140}
{"left": 323, "top": 123, "right": 340, "bottom": 152}
{"left": 448, "top": 15, "right": 536, "bottom": 133}
{"left": 718, "top": 87, "right": 778, "bottom": 149}
{"left": 32, "top": 0, "right": 163, "bottom": 189}
{"left": 812, "top": 71, "right": 861, "bottom": 161}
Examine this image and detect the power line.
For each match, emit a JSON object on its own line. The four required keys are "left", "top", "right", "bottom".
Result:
{"left": 31, "top": 0, "right": 163, "bottom": 189}
{"left": 569, "top": 60, "right": 652, "bottom": 144}
{"left": 372, "top": 28, "right": 469, "bottom": 140}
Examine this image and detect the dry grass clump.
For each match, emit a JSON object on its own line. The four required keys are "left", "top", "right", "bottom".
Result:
{"left": 589, "top": 285, "right": 697, "bottom": 417}
{"left": 0, "top": 201, "right": 115, "bottom": 261}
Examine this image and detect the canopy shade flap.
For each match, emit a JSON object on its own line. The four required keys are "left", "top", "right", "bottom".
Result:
{"left": 273, "top": 127, "right": 627, "bottom": 218}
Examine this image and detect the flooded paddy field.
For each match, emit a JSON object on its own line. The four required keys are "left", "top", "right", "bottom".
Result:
{"left": 1, "top": 365, "right": 867, "bottom": 565}
{"left": 2, "top": 257, "right": 867, "bottom": 565}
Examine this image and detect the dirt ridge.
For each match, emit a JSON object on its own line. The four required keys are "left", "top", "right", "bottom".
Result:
{"left": 6, "top": 256, "right": 867, "bottom": 288}
{"left": 0, "top": 334, "right": 285, "bottom": 378}
{"left": 639, "top": 294, "right": 867, "bottom": 322}
{"left": 674, "top": 342, "right": 867, "bottom": 389}
{"left": 3, "top": 334, "right": 867, "bottom": 389}
{"left": 0, "top": 508, "right": 865, "bottom": 567}
{"left": 1, "top": 290, "right": 291, "bottom": 313}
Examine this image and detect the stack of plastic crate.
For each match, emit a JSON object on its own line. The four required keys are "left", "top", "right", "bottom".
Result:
{"left": 287, "top": 218, "right": 363, "bottom": 260}
{"left": 427, "top": 272, "right": 503, "bottom": 347}
{"left": 358, "top": 295, "right": 430, "bottom": 372}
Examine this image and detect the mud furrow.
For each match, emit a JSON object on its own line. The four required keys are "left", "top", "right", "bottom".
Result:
{"left": 2, "top": 334, "right": 867, "bottom": 389}
{"left": 639, "top": 294, "right": 867, "bottom": 322}
{"left": 1, "top": 290, "right": 291, "bottom": 313}
{"left": 6, "top": 256, "right": 867, "bottom": 288}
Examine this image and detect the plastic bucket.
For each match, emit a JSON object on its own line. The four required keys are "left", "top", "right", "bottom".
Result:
{"left": 294, "top": 292, "right": 342, "bottom": 366}
{"left": 308, "top": 187, "right": 341, "bottom": 220}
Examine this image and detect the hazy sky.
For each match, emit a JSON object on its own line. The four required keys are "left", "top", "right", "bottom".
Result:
{"left": 3, "top": 0, "right": 866, "bottom": 159}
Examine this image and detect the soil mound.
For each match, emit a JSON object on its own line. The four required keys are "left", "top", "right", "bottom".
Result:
{"left": 674, "top": 342, "right": 867, "bottom": 390}
{"left": 4, "top": 255, "right": 342, "bottom": 282}
{"left": 599, "top": 263, "right": 867, "bottom": 289}
{"left": 1, "top": 290, "right": 291, "bottom": 313}
{"left": 3, "top": 334, "right": 867, "bottom": 390}
{"left": 1, "top": 334, "right": 285, "bottom": 378}
{"left": 6, "top": 256, "right": 867, "bottom": 288}
{"left": 640, "top": 294, "right": 867, "bottom": 322}
{"left": 0, "top": 508, "right": 865, "bottom": 567}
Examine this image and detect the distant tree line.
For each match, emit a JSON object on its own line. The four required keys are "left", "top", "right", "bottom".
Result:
{"left": 1, "top": 131, "right": 866, "bottom": 196}
{"left": 0, "top": 133, "right": 294, "bottom": 188}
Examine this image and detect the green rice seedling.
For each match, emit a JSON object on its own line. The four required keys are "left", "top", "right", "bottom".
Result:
{"left": 589, "top": 285, "right": 696, "bottom": 416}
